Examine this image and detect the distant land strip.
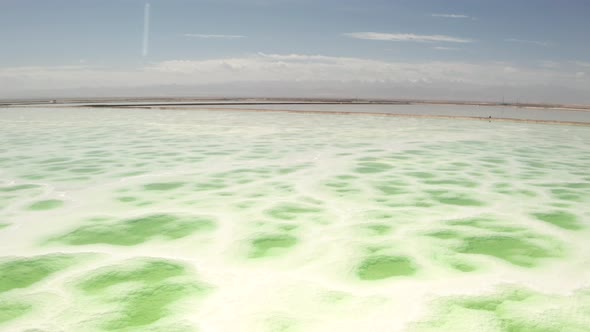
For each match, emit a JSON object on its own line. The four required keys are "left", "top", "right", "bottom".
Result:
{"left": 122, "top": 105, "right": 590, "bottom": 126}
{"left": 1, "top": 98, "right": 590, "bottom": 112}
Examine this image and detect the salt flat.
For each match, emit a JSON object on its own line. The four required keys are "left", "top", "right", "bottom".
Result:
{"left": 0, "top": 107, "right": 589, "bottom": 331}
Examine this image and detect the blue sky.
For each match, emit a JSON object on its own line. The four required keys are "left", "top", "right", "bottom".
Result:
{"left": 1, "top": 0, "right": 589, "bottom": 102}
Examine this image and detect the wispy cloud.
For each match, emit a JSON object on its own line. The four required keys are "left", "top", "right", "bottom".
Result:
{"left": 538, "top": 60, "right": 560, "bottom": 69}
{"left": 505, "top": 38, "right": 550, "bottom": 47}
{"left": 431, "top": 13, "right": 471, "bottom": 19}
{"left": 433, "top": 46, "right": 459, "bottom": 51}
{"left": 184, "top": 34, "right": 246, "bottom": 39}
{"left": 573, "top": 61, "right": 590, "bottom": 68}
{"left": 344, "top": 32, "right": 472, "bottom": 43}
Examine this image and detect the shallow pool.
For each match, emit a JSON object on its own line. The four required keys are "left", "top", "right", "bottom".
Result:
{"left": 1, "top": 107, "right": 589, "bottom": 331}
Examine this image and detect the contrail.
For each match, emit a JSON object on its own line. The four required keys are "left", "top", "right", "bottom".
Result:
{"left": 142, "top": 3, "right": 150, "bottom": 57}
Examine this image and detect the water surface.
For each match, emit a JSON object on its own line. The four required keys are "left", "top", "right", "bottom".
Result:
{"left": 0, "top": 107, "right": 589, "bottom": 331}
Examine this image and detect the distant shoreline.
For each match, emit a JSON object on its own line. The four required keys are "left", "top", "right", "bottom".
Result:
{"left": 2, "top": 98, "right": 590, "bottom": 126}
{"left": 158, "top": 106, "right": 590, "bottom": 126}
{"left": 1, "top": 97, "right": 590, "bottom": 112}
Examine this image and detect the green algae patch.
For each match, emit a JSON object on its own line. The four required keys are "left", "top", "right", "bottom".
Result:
{"left": 354, "top": 162, "right": 392, "bottom": 174}
{"left": 425, "top": 216, "right": 566, "bottom": 271}
{"left": 0, "top": 224, "right": 8, "bottom": 230}
{"left": 102, "top": 283, "right": 196, "bottom": 330}
{"left": 447, "top": 217, "right": 526, "bottom": 234}
{"left": 410, "top": 287, "right": 590, "bottom": 332}
{"left": 426, "top": 230, "right": 463, "bottom": 240}
{"left": 117, "top": 196, "right": 138, "bottom": 203}
{"left": 144, "top": 182, "right": 185, "bottom": 191}
{"left": 77, "top": 259, "right": 211, "bottom": 330}
{"left": 193, "top": 181, "right": 226, "bottom": 192}
{"left": 357, "top": 255, "right": 417, "bottom": 280}
{"left": 27, "top": 199, "right": 64, "bottom": 211}
{"left": 52, "top": 214, "right": 216, "bottom": 246}
{"left": 79, "top": 260, "right": 188, "bottom": 293}
{"left": 0, "top": 254, "right": 82, "bottom": 293}
{"left": 432, "top": 195, "right": 484, "bottom": 207}
{"left": 266, "top": 203, "right": 322, "bottom": 221}
{"left": 250, "top": 234, "right": 298, "bottom": 258}
{"left": 407, "top": 172, "right": 436, "bottom": 179}
{"left": 0, "top": 184, "right": 40, "bottom": 192}
{"left": 450, "top": 261, "right": 478, "bottom": 273}
{"left": 550, "top": 188, "right": 584, "bottom": 202}
{"left": 423, "top": 179, "right": 479, "bottom": 188}
{"left": 533, "top": 211, "right": 583, "bottom": 230}
{"left": 40, "top": 157, "right": 70, "bottom": 164}
{"left": 455, "top": 236, "right": 561, "bottom": 268}
{"left": 70, "top": 167, "right": 103, "bottom": 174}
{"left": 0, "top": 300, "right": 32, "bottom": 324}
{"left": 375, "top": 184, "right": 407, "bottom": 196}
{"left": 279, "top": 224, "right": 298, "bottom": 232}
{"left": 364, "top": 223, "right": 392, "bottom": 235}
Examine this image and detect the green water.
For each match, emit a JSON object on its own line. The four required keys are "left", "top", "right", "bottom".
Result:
{"left": 0, "top": 107, "right": 589, "bottom": 331}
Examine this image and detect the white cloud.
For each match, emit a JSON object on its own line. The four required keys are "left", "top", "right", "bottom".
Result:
{"left": 538, "top": 60, "right": 560, "bottom": 69}
{"left": 184, "top": 34, "right": 246, "bottom": 39}
{"left": 433, "top": 46, "right": 459, "bottom": 51}
{"left": 573, "top": 61, "right": 590, "bottom": 68}
{"left": 1, "top": 54, "right": 587, "bottom": 99}
{"left": 431, "top": 13, "right": 470, "bottom": 19}
{"left": 344, "top": 32, "right": 472, "bottom": 43}
{"left": 505, "top": 38, "right": 550, "bottom": 47}
{"left": 144, "top": 54, "right": 586, "bottom": 89}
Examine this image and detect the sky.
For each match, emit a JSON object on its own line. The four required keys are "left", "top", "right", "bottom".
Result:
{"left": 1, "top": 0, "right": 589, "bottom": 103}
